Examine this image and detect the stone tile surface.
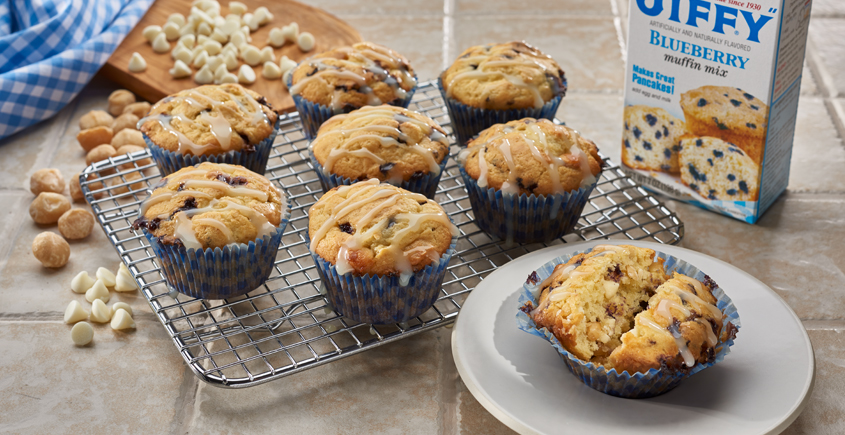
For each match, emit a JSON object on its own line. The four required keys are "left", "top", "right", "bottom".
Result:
{"left": 302, "top": 0, "right": 444, "bottom": 16}
{"left": 789, "top": 97, "right": 845, "bottom": 192}
{"left": 808, "top": 19, "right": 845, "bottom": 97}
{"left": 455, "top": 0, "right": 612, "bottom": 16}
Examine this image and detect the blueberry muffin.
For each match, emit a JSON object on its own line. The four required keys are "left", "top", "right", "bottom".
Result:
{"left": 439, "top": 41, "right": 567, "bottom": 144}
{"left": 287, "top": 42, "right": 417, "bottom": 138}
{"left": 309, "top": 105, "right": 450, "bottom": 197}
{"left": 308, "top": 180, "right": 458, "bottom": 324}
{"left": 678, "top": 136, "right": 759, "bottom": 201}
{"left": 458, "top": 118, "right": 601, "bottom": 243}
{"left": 680, "top": 86, "right": 768, "bottom": 164}
{"left": 140, "top": 84, "right": 279, "bottom": 175}
{"left": 621, "top": 105, "right": 686, "bottom": 173}
{"left": 132, "top": 162, "right": 289, "bottom": 299}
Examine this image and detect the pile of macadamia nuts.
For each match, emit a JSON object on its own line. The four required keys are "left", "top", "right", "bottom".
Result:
{"left": 31, "top": 89, "right": 150, "bottom": 269}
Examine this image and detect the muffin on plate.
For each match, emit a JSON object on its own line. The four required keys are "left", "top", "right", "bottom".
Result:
{"left": 309, "top": 105, "right": 450, "bottom": 198}
{"left": 457, "top": 118, "right": 601, "bottom": 244}
{"left": 139, "top": 84, "right": 279, "bottom": 176}
{"left": 518, "top": 244, "right": 740, "bottom": 398}
{"left": 307, "top": 180, "right": 458, "bottom": 324}
{"left": 679, "top": 85, "right": 768, "bottom": 164}
{"left": 439, "top": 41, "right": 566, "bottom": 145}
{"left": 132, "top": 162, "right": 290, "bottom": 299}
{"left": 621, "top": 105, "right": 686, "bottom": 173}
{"left": 287, "top": 42, "right": 417, "bottom": 139}
{"left": 678, "top": 136, "right": 760, "bottom": 201}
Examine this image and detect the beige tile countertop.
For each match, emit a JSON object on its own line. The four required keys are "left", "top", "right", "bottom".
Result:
{"left": 2, "top": 0, "right": 844, "bottom": 433}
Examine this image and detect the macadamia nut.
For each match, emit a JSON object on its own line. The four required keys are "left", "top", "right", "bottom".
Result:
{"left": 32, "top": 232, "right": 70, "bottom": 268}
{"left": 110, "top": 171, "right": 145, "bottom": 195}
{"left": 122, "top": 102, "right": 151, "bottom": 118}
{"left": 116, "top": 144, "right": 152, "bottom": 169}
{"left": 108, "top": 90, "right": 136, "bottom": 116}
{"left": 77, "top": 126, "right": 114, "bottom": 153}
{"left": 30, "top": 168, "right": 66, "bottom": 195}
{"left": 111, "top": 129, "right": 146, "bottom": 148}
{"left": 111, "top": 113, "right": 139, "bottom": 134}
{"left": 30, "top": 192, "right": 71, "bottom": 224}
{"left": 79, "top": 110, "right": 114, "bottom": 130}
{"left": 86, "top": 144, "right": 117, "bottom": 166}
{"left": 58, "top": 209, "right": 94, "bottom": 240}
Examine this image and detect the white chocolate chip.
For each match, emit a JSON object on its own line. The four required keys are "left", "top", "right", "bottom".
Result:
{"left": 259, "top": 47, "right": 274, "bottom": 64}
{"left": 241, "top": 45, "right": 261, "bottom": 66}
{"left": 142, "top": 25, "right": 162, "bottom": 43}
{"left": 223, "top": 51, "right": 238, "bottom": 70}
{"left": 262, "top": 61, "right": 281, "bottom": 79}
{"left": 178, "top": 34, "right": 196, "bottom": 49}
{"left": 163, "top": 22, "right": 181, "bottom": 41}
{"left": 210, "top": 28, "right": 228, "bottom": 43}
{"left": 203, "top": 39, "right": 222, "bottom": 56}
{"left": 213, "top": 63, "right": 228, "bottom": 82}
{"left": 229, "top": 1, "right": 247, "bottom": 15}
{"left": 71, "top": 271, "right": 96, "bottom": 294}
{"left": 279, "top": 55, "right": 297, "bottom": 74}
{"left": 64, "top": 300, "right": 88, "bottom": 324}
{"left": 85, "top": 279, "right": 110, "bottom": 303}
{"left": 220, "top": 17, "right": 240, "bottom": 36}
{"left": 213, "top": 15, "right": 226, "bottom": 28}
{"left": 152, "top": 33, "right": 170, "bottom": 53}
{"left": 172, "top": 44, "right": 193, "bottom": 64}
{"left": 281, "top": 23, "right": 298, "bottom": 43}
{"left": 71, "top": 322, "right": 94, "bottom": 345}
{"left": 167, "top": 12, "right": 186, "bottom": 27}
{"left": 96, "top": 267, "right": 116, "bottom": 287}
{"left": 237, "top": 64, "right": 255, "bottom": 84}
{"left": 90, "top": 299, "right": 113, "bottom": 323}
{"left": 242, "top": 13, "right": 257, "bottom": 31}
{"left": 268, "top": 28, "right": 284, "bottom": 47}
{"left": 114, "top": 263, "right": 138, "bottom": 292}
{"left": 179, "top": 23, "right": 196, "bottom": 37}
{"left": 110, "top": 309, "right": 136, "bottom": 330}
{"left": 197, "top": 21, "right": 212, "bottom": 36}
{"left": 219, "top": 72, "right": 238, "bottom": 84}
{"left": 192, "top": 50, "right": 209, "bottom": 68}
{"left": 254, "top": 6, "right": 272, "bottom": 26}
{"left": 170, "top": 60, "right": 192, "bottom": 78}
{"left": 127, "top": 52, "right": 147, "bottom": 73}
{"left": 230, "top": 30, "right": 247, "bottom": 48}
{"left": 205, "top": 54, "right": 223, "bottom": 72}
{"left": 195, "top": 65, "right": 215, "bottom": 84}
{"left": 240, "top": 25, "right": 251, "bottom": 40}
{"left": 297, "top": 32, "right": 315, "bottom": 52}
{"left": 282, "top": 69, "right": 293, "bottom": 88}
{"left": 111, "top": 302, "right": 133, "bottom": 316}
{"left": 197, "top": 34, "right": 210, "bottom": 46}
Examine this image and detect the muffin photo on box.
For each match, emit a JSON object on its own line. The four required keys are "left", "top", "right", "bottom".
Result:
{"left": 287, "top": 42, "right": 417, "bottom": 139}
{"left": 139, "top": 84, "right": 279, "bottom": 176}
{"left": 439, "top": 41, "right": 566, "bottom": 145}
{"left": 679, "top": 85, "right": 769, "bottom": 164}
{"left": 307, "top": 180, "right": 459, "bottom": 324}
{"left": 457, "top": 118, "right": 601, "bottom": 245}
{"left": 132, "top": 162, "right": 290, "bottom": 300}
{"left": 309, "top": 105, "right": 450, "bottom": 198}
{"left": 678, "top": 136, "right": 760, "bottom": 201}
{"left": 517, "top": 244, "right": 740, "bottom": 398}
{"left": 621, "top": 105, "right": 686, "bottom": 173}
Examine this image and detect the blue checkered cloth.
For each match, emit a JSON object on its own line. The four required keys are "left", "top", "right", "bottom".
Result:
{"left": 0, "top": 0, "right": 154, "bottom": 139}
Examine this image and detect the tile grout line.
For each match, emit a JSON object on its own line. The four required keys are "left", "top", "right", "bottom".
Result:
{"left": 437, "top": 328, "right": 459, "bottom": 435}
{"left": 171, "top": 365, "right": 201, "bottom": 435}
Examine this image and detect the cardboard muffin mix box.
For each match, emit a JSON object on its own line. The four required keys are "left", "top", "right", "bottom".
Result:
{"left": 621, "top": 0, "right": 812, "bottom": 223}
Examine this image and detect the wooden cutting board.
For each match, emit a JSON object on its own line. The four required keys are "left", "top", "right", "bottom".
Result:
{"left": 100, "top": 0, "right": 362, "bottom": 112}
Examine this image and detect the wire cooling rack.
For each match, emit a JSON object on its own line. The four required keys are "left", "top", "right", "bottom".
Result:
{"left": 81, "top": 81, "right": 683, "bottom": 388}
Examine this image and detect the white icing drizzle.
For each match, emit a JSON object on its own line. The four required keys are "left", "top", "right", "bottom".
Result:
{"left": 313, "top": 106, "right": 446, "bottom": 180}
{"left": 182, "top": 179, "right": 268, "bottom": 201}
{"left": 289, "top": 43, "right": 414, "bottom": 111}
{"left": 310, "top": 180, "right": 458, "bottom": 283}
{"left": 638, "top": 315, "right": 696, "bottom": 368}
{"left": 138, "top": 87, "right": 269, "bottom": 155}
{"left": 170, "top": 198, "right": 277, "bottom": 249}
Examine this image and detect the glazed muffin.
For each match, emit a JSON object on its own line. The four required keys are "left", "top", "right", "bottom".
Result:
{"left": 439, "top": 41, "right": 566, "bottom": 144}
{"left": 519, "top": 244, "right": 739, "bottom": 398}
{"left": 133, "top": 162, "right": 290, "bottom": 299}
{"left": 678, "top": 136, "right": 759, "bottom": 201}
{"left": 308, "top": 180, "right": 458, "bottom": 324}
{"left": 458, "top": 118, "right": 601, "bottom": 243}
{"left": 140, "top": 84, "right": 279, "bottom": 176}
{"left": 287, "top": 42, "right": 417, "bottom": 139}
{"left": 679, "top": 85, "right": 768, "bottom": 163}
{"left": 621, "top": 105, "right": 686, "bottom": 173}
{"left": 309, "top": 105, "right": 450, "bottom": 198}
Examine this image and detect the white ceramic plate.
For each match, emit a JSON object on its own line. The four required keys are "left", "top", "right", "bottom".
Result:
{"left": 452, "top": 240, "right": 814, "bottom": 435}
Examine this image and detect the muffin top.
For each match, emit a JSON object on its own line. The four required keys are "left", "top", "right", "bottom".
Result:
{"left": 132, "top": 162, "right": 285, "bottom": 250}
{"left": 139, "top": 84, "right": 278, "bottom": 157}
{"left": 308, "top": 180, "right": 458, "bottom": 279}
{"left": 441, "top": 41, "right": 566, "bottom": 110}
{"left": 680, "top": 85, "right": 768, "bottom": 136}
{"left": 458, "top": 118, "right": 602, "bottom": 196}
{"left": 289, "top": 42, "right": 416, "bottom": 111}
{"left": 311, "top": 105, "right": 450, "bottom": 183}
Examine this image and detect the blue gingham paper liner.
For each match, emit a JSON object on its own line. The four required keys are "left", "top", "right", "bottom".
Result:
{"left": 287, "top": 71, "right": 417, "bottom": 140}
{"left": 306, "top": 232, "right": 457, "bottom": 325}
{"left": 459, "top": 166, "right": 596, "bottom": 244}
{"left": 437, "top": 77, "right": 563, "bottom": 146}
{"left": 0, "top": 0, "right": 153, "bottom": 139}
{"left": 516, "top": 247, "right": 741, "bottom": 398}
{"left": 142, "top": 192, "right": 291, "bottom": 300}
{"left": 145, "top": 117, "right": 280, "bottom": 177}
{"left": 308, "top": 148, "right": 449, "bottom": 199}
